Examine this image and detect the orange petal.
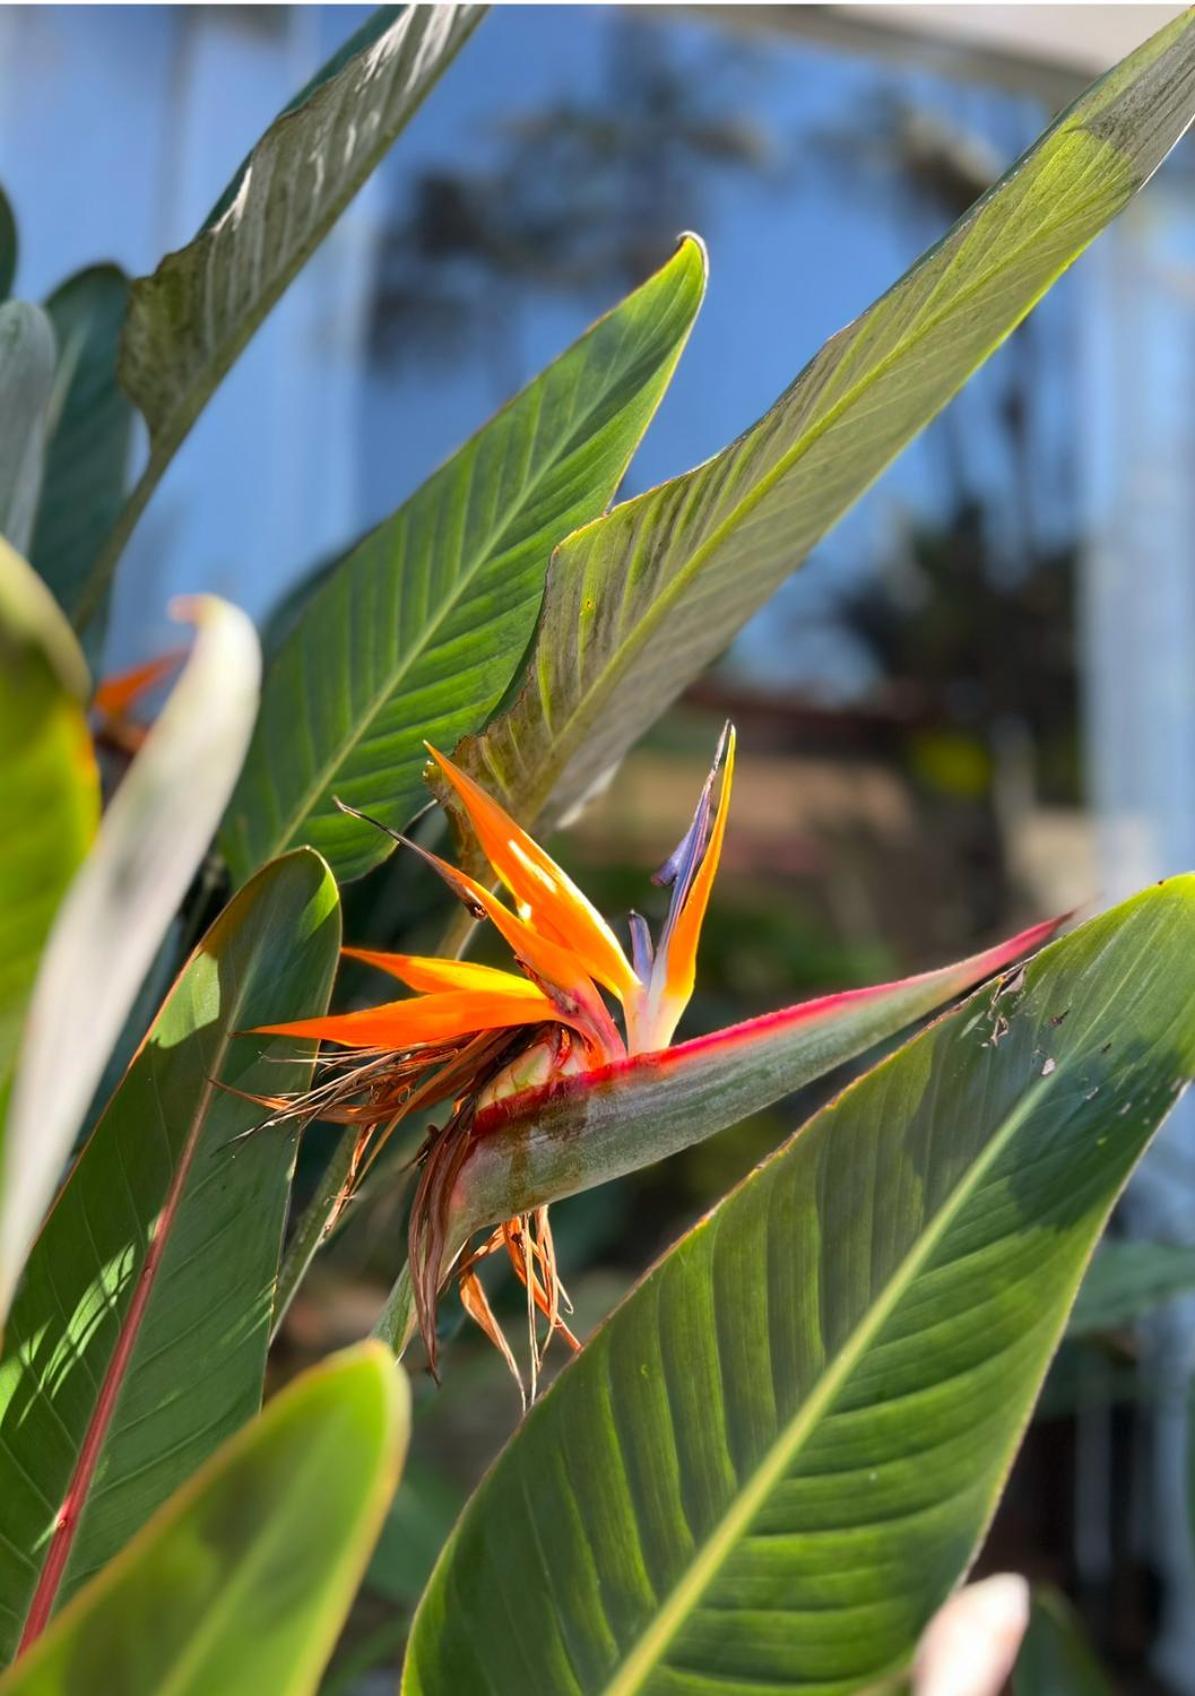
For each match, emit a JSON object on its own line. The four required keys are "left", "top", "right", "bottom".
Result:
{"left": 92, "top": 650, "right": 186, "bottom": 721}
{"left": 342, "top": 947, "right": 539, "bottom": 998}
{"left": 503, "top": 1209, "right": 581, "bottom": 1354}
{"left": 428, "top": 745, "right": 638, "bottom": 1005}
{"left": 459, "top": 1269, "right": 525, "bottom": 1403}
{"left": 252, "top": 987, "right": 559, "bottom": 1051}
{"left": 392, "top": 832, "right": 625, "bottom": 1062}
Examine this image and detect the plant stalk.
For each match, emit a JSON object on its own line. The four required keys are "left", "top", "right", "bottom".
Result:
{"left": 271, "top": 1131, "right": 356, "bottom": 1341}
{"left": 372, "top": 1262, "right": 416, "bottom": 1359}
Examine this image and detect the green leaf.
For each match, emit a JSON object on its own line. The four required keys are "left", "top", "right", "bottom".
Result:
{"left": 405, "top": 877, "right": 1195, "bottom": 1696}
{"left": 0, "top": 1343, "right": 408, "bottom": 1695}
{"left": 75, "top": 4, "right": 484, "bottom": 630}
{"left": 260, "top": 543, "right": 342, "bottom": 667}
{"left": 0, "top": 303, "right": 55, "bottom": 556}
{"left": 1013, "top": 1589, "right": 1113, "bottom": 1696}
{"left": 224, "top": 236, "right": 707, "bottom": 886}
{"left": 31, "top": 267, "right": 133, "bottom": 635}
{"left": 0, "top": 850, "right": 340, "bottom": 1660}
{"left": 0, "top": 541, "right": 97, "bottom": 1103}
{"left": 0, "top": 190, "right": 17, "bottom": 301}
{"left": 445, "top": 915, "right": 1064, "bottom": 1261}
{"left": 1068, "top": 1237, "right": 1195, "bottom": 1336}
{"left": 456, "top": 11, "right": 1195, "bottom": 837}
{"left": 0, "top": 596, "right": 260, "bottom": 1318}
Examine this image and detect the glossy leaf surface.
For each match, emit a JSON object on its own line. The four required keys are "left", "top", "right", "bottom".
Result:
{"left": 224, "top": 236, "right": 706, "bottom": 884}
{"left": 0, "top": 543, "right": 97, "bottom": 1108}
{"left": 0, "top": 1345, "right": 407, "bottom": 1696}
{"left": 457, "top": 12, "right": 1195, "bottom": 837}
{"left": 76, "top": 4, "right": 484, "bottom": 627}
{"left": 0, "top": 851, "right": 340, "bottom": 1658}
{"left": 407, "top": 878, "right": 1195, "bottom": 1695}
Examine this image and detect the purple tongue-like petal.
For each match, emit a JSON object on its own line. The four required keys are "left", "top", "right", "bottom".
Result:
{"left": 627, "top": 911, "right": 655, "bottom": 982}
{"left": 652, "top": 781, "right": 713, "bottom": 893}
{"left": 649, "top": 721, "right": 731, "bottom": 977}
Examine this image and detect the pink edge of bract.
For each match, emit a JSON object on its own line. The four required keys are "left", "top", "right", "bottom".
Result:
{"left": 469, "top": 908, "right": 1071, "bottom": 1140}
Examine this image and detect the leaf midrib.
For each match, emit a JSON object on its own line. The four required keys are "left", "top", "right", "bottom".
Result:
{"left": 261, "top": 315, "right": 679, "bottom": 865}
{"left": 526, "top": 142, "right": 1118, "bottom": 818}
{"left": 17, "top": 906, "right": 288, "bottom": 1644}
{"left": 599, "top": 1063, "right": 1061, "bottom": 1695}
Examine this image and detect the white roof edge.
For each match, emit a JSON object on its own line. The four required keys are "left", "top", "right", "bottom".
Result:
{"left": 686, "top": 4, "right": 1185, "bottom": 103}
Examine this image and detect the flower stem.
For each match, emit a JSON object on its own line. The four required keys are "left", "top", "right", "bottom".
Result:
{"left": 270, "top": 1131, "right": 356, "bottom": 1341}
{"left": 372, "top": 1261, "right": 416, "bottom": 1358}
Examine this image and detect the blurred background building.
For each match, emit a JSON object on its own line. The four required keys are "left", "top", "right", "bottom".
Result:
{"left": 4, "top": 5, "right": 1195, "bottom": 1688}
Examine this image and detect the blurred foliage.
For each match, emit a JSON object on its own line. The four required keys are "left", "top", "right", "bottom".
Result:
{"left": 839, "top": 499, "right": 1079, "bottom": 804}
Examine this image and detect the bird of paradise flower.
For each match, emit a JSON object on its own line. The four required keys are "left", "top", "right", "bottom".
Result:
{"left": 252, "top": 725, "right": 1063, "bottom": 1402}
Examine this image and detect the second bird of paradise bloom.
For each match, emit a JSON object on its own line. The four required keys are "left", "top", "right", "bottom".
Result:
{"left": 252, "top": 725, "right": 737, "bottom": 1397}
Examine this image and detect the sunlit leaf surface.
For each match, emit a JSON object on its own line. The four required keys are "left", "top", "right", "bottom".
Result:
{"left": 407, "top": 879, "right": 1195, "bottom": 1695}
{"left": 0, "top": 597, "right": 260, "bottom": 1318}
{"left": 224, "top": 237, "right": 706, "bottom": 885}
{"left": 0, "top": 851, "right": 339, "bottom": 1658}
{"left": 0, "top": 541, "right": 97, "bottom": 1144}
{"left": 0, "top": 1345, "right": 408, "bottom": 1696}
{"left": 458, "top": 12, "right": 1195, "bottom": 838}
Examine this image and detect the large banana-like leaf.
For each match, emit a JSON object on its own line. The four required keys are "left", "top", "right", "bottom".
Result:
{"left": 454, "top": 12, "right": 1195, "bottom": 836}
{"left": 74, "top": 4, "right": 484, "bottom": 629}
{"left": 0, "top": 850, "right": 340, "bottom": 1660}
{"left": 0, "top": 303, "right": 55, "bottom": 557}
{"left": 0, "top": 544, "right": 97, "bottom": 1102}
{"left": 0, "top": 596, "right": 260, "bottom": 1321}
{"left": 0, "top": 1344, "right": 407, "bottom": 1695}
{"left": 31, "top": 267, "right": 133, "bottom": 636}
{"left": 224, "top": 236, "right": 707, "bottom": 886}
{"left": 405, "top": 877, "right": 1195, "bottom": 1696}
